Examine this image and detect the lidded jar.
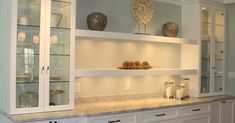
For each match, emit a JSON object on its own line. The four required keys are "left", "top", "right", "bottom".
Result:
{"left": 181, "top": 78, "right": 190, "bottom": 98}
{"left": 19, "top": 91, "right": 38, "bottom": 108}
{"left": 164, "top": 81, "right": 175, "bottom": 99}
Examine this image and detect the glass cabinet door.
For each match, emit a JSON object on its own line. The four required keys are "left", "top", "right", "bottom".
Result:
{"left": 16, "top": 0, "right": 41, "bottom": 109}
{"left": 49, "top": 0, "right": 71, "bottom": 107}
{"left": 200, "top": 6, "right": 212, "bottom": 94}
{"left": 214, "top": 8, "right": 224, "bottom": 93}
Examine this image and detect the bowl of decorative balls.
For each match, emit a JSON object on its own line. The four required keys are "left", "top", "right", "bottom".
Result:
{"left": 119, "top": 61, "right": 152, "bottom": 69}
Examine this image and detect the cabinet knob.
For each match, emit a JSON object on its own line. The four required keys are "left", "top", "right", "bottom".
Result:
{"left": 212, "top": 67, "right": 216, "bottom": 69}
{"left": 222, "top": 100, "right": 226, "bottom": 103}
{"left": 41, "top": 66, "right": 45, "bottom": 73}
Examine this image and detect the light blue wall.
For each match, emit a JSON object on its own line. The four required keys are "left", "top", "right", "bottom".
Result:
{"left": 76, "top": 0, "right": 181, "bottom": 36}
{"left": 226, "top": 4, "right": 235, "bottom": 95}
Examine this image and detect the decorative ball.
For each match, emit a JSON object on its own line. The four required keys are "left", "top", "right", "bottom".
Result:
{"left": 87, "top": 12, "right": 107, "bottom": 31}
{"left": 162, "top": 22, "right": 179, "bottom": 37}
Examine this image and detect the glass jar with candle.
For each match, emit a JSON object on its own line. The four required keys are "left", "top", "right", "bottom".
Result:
{"left": 176, "top": 85, "right": 184, "bottom": 100}
{"left": 164, "top": 81, "right": 175, "bottom": 99}
{"left": 181, "top": 78, "right": 190, "bottom": 98}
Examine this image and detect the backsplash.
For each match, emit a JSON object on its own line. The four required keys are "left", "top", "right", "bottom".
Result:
{"left": 75, "top": 76, "right": 181, "bottom": 98}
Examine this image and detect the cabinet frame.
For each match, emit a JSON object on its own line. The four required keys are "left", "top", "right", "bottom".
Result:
{"left": 7, "top": 0, "right": 76, "bottom": 114}
{"left": 182, "top": 0, "right": 226, "bottom": 97}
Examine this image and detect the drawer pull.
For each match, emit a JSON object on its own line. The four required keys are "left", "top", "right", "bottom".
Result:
{"left": 155, "top": 113, "right": 166, "bottom": 117}
{"left": 222, "top": 100, "right": 226, "bottom": 103}
{"left": 108, "top": 120, "right": 121, "bottom": 123}
{"left": 192, "top": 108, "right": 201, "bottom": 111}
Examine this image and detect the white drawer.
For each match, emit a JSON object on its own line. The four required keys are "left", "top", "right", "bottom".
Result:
{"left": 140, "top": 109, "right": 177, "bottom": 122}
{"left": 88, "top": 114, "right": 136, "bottom": 123}
{"left": 178, "top": 104, "right": 210, "bottom": 116}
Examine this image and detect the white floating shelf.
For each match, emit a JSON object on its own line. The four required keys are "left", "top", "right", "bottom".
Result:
{"left": 75, "top": 68, "right": 198, "bottom": 77}
{"left": 76, "top": 29, "right": 198, "bottom": 45}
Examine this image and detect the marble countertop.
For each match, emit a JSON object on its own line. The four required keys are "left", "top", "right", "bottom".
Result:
{"left": 5, "top": 95, "right": 235, "bottom": 123}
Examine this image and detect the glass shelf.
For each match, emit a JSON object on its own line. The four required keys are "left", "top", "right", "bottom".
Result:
{"left": 201, "top": 21, "right": 224, "bottom": 26}
{"left": 215, "top": 58, "right": 223, "bottom": 60}
{"left": 16, "top": 80, "right": 69, "bottom": 84}
{"left": 18, "top": 24, "right": 40, "bottom": 30}
{"left": 18, "top": 0, "right": 71, "bottom": 8}
{"left": 16, "top": 53, "right": 70, "bottom": 56}
{"left": 18, "top": 24, "right": 70, "bottom": 31}
{"left": 51, "top": 27, "right": 71, "bottom": 31}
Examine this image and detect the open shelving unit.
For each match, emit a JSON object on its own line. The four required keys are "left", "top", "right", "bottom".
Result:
{"left": 75, "top": 29, "right": 199, "bottom": 78}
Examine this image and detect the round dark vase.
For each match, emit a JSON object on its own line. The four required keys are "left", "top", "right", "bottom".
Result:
{"left": 87, "top": 12, "right": 107, "bottom": 31}
{"left": 162, "top": 22, "right": 179, "bottom": 37}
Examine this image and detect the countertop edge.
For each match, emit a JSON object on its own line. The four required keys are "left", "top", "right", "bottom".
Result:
{"left": 6, "top": 95, "right": 235, "bottom": 123}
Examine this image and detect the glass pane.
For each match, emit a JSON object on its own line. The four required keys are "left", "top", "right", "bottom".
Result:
{"left": 16, "top": 0, "right": 41, "bottom": 108}
{"left": 49, "top": 0, "right": 71, "bottom": 106}
{"left": 214, "top": 9, "right": 224, "bottom": 93}
{"left": 200, "top": 6, "right": 211, "bottom": 93}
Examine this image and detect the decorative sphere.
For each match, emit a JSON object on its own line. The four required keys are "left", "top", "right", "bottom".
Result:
{"left": 162, "top": 22, "right": 179, "bottom": 37}
{"left": 87, "top": 12, "right": 107, "bottom": 31}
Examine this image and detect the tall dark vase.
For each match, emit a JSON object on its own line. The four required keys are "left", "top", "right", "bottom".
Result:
{"left": 87, "top": 12, "right": 107, "bottom": 31}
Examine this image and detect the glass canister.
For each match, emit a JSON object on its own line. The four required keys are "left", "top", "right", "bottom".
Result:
{"left": 164, "top": 81, "right": 175, "bottom": 99}
{"left": 181, "top": 78, "right": 190, "bottom": 98}
{"left": 19, "top": 91, "right": 38, "bottom": 108}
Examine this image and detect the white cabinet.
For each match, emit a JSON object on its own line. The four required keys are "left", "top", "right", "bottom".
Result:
{"left": 139, "top": 108, "right": 177, "bottom": 123}
{"left": 86, "top": 113, "right": 136, "bottom": 123}
{"left": 182, "top": 0, "right": 225, "bottom": 97}
{"left": 211, "top": 100, "right": 234, "bottom": 123}
{"left": 0, "top": 0, "right": 76, "bottom": 114}
{"left": 28, "top": 118, "right": 81, "bottom": 123}
{"left": 221, "top": 100, "right": 234, "bottom": 123}
{"left": 178, "top": 104, "right": 211, "bottom": 123}
{"left": 178, "top": 104, "right": 210, "bottom": 117}
{"left": 145, "top": 119, "right": 177, "bottom": 123}
{"left": 178, "top": 115, "right": 210, "bottom": 123}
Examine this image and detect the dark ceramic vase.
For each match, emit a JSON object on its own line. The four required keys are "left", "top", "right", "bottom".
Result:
{"left": 162, "top": 22, "right": 179, "bottom": 37}
{"left": 87, "top": 12, "right": 107, "bottom": 31}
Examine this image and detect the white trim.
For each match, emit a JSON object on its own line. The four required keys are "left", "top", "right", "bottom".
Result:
{"left": 75, "top": 69, "right": 198, "bottom": 77}
{"left": 76, "top": 29, "right": 198, "bottom": 45}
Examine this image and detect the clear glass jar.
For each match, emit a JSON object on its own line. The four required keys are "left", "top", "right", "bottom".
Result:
{"left": 181, "top": 78, "right": 190, "bottom": 98}
{"left": 164, "top": 81, "right": 175, "bottom": 99}
{"left": 18, "top": 91, "right": 38, "bottom": 108}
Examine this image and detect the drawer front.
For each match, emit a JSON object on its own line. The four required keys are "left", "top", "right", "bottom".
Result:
{"left": 89, "top": 114, "right": 136, "bottom": 123}
{"left": 179, "top": 104, "right": 210, "bottom": 116}
{"left": 141, "top": 109, "right": 177, "bottom": 122}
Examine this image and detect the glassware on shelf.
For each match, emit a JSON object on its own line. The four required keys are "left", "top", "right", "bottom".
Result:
{"left": 49, "top": 89, "right": 65, "bottom": 106}
{"left": 18, "top": 91, "right": 38, "bottom": 108}
{"left": 18, "top": 15, "right": 29, "bottom": 25}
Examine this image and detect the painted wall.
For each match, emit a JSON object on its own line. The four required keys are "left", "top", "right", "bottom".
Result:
{"left": 75, "top": 1, "right": 182, "bottom": 97}
{"left": 76, "top": 0, "right": 181, "bottom": 36}
{"left": 226, "top": 3, "right": 235, "bottom": 95}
